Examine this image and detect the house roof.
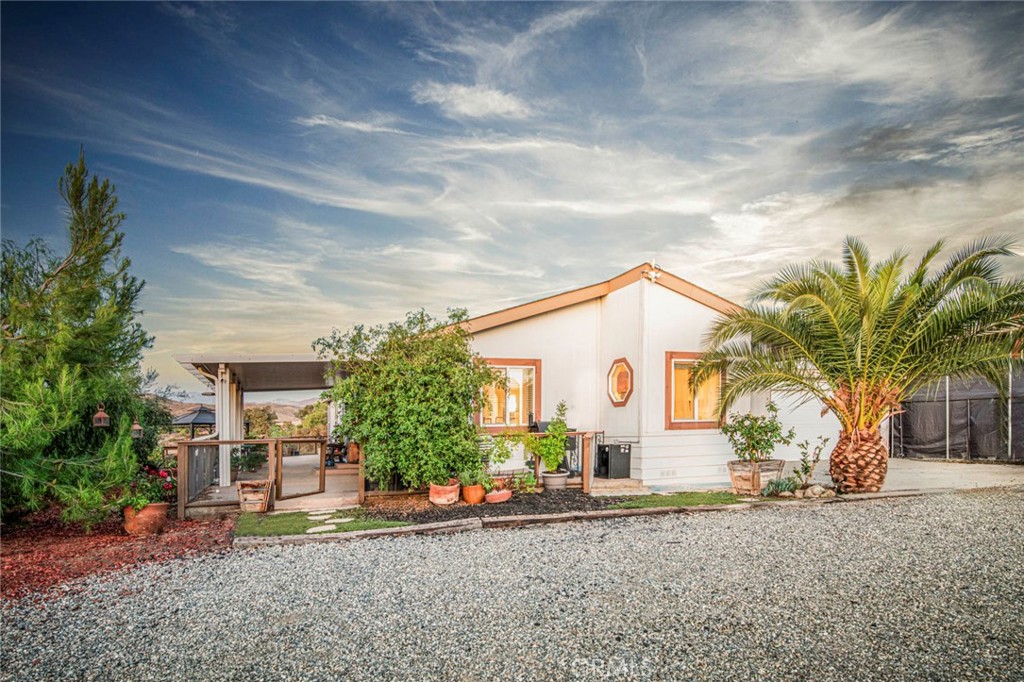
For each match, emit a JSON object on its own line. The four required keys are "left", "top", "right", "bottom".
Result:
{"left": 465, "top": 263, "right": 741, "bottom": 334}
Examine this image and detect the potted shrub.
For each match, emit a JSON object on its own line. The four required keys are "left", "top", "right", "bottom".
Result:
{"left": 720, "top": 402, "right": 795, "bottom": 496}
{"left": 484, "top": 472, "right": 512, "bottom": 503}
{"left": 429, "top": 476, "right": 460, "bottom": 506}
{"left": 531, "top": 400, "right": 570, "bottom": 491}
{"left": 121, "top": 466, "right": 175, "bottom": 536}
{"left": 460, "top": 468, "right": 487, "bottom": 505}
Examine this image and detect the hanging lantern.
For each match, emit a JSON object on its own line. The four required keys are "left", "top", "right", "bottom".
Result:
{"left": 92, "top": 404, "right": 110, "bottom": 428}
{"left": 131, "top": 418, "right": 144, "bottom": 439}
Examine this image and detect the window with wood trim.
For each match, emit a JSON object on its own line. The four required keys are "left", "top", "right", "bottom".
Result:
{"left": 665, "top": 352, "right": 721, "bottom": 430}
{"left": 481, "top": 360, "right": 540, "bottom": 428}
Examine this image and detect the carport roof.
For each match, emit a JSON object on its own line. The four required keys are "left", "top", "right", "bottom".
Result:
{"left": 173, "top": 353, "right": 337, "bottom": 392}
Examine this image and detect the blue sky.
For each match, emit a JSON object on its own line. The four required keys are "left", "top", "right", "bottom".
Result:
{"left": 3, "top": 2, "right": 1023, "bottom": 397}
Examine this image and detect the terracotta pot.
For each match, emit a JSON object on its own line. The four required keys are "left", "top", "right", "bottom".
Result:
{"left": 462, "top": 484, "right": 486, "bottom": 505}
{"left": 490, "top": 477, "right": 509, "bottom": 491}
{"left": 429, "top": 482, "right": 460, "bottom": 506}
{"left": 123, "top": 502, "right": 169, "bottom": 536}
{"left": 541, "top": 471, "right": 569, "bottom": 491}
{"left": 727, "top": 459, "right": 785, "bottom": 496}
{"left": 485, "top": 489, "right": 512, "bottom": 504}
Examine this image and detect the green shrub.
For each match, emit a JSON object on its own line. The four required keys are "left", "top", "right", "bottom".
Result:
{"left": 719, "top": 402, "right": 795, "bottom": 463}
{"left": 315, "top": 309, "right": 500, "bottom": 490}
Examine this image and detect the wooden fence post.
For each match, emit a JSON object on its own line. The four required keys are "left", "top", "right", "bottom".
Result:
{"left": 582, "top": 435, "right": 592, "bottom": 495}
{"left": 177, "top": 441, "right": 189, "bottom": 520}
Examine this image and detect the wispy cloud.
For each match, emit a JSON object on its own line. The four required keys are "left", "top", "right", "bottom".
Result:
{"left": 3, "top": 2, "right": 1022, "bottom": 394}
{"left": 411, "top": 81, "right": 531, "bottom": 119}
{"left": 294, "top": 114, "right": 415, "bottom": 136}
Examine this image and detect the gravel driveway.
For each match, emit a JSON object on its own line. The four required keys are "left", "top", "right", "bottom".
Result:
{"left": 4, "top": 489, "right": 1023, "bottom": 681}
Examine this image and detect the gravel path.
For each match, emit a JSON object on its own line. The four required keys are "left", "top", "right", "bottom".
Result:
{"left": 4, "top": 489, "right": 1023, "bottom": 681}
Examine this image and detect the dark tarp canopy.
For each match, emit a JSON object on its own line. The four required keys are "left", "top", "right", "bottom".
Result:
{"left": 892, "top": 368, "right": 1024, "bottom": 461}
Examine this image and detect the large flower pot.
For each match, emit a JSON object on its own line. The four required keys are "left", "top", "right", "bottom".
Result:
{"left": 123, "top": 503, "right": 169, "bottom": 536}
{"left": 429, "top": 481, "right": 460, "bottom": 506}
{"left": 462, "top": 484, "right": 485, "bottom": 505}
{"left": 485, "top": 489, "right": 512, "bottom": 504}
{"left": 727, "top": 460, "right": 785, "bottom": 496}
{"left": 541, "top": 471, "right": 569, "bottom": 491}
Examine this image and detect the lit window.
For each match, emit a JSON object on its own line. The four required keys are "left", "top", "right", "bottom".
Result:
{"left": 668, "top": 356, "right": 720, "bottom": 424}
{"left": 482, "top": 364, "right": 537, "bottom": 427}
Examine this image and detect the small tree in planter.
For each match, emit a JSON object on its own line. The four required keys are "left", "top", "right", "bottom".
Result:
{"left": 719, "top": 402, "right": 795, "bottom": 495}
{"left": 527, "top": 400, "right": 570, "bottom": 491}
{"left": 315, "top": 309, "right": 500, "bottom": 497}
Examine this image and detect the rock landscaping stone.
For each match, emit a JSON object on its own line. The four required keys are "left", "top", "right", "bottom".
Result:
{"left": 778, "top": 491, "right": 795, "bottom": 498}
{"left": 806, "top": 484, "right": 826, "bottom": 498}
{"left": 4, "top": 490, "right": 1023, "bottom": 681}
{"left": 794, "top": 489, "right": 805, "bottom": 498}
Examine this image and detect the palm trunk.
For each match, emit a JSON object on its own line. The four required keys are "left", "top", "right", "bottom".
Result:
{"left": 829, "top": 428, "right": 888, "bottom": 493}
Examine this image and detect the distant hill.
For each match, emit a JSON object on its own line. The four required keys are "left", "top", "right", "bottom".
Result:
{"left": 158, "top": 396, "right": 319, "bottom": 426}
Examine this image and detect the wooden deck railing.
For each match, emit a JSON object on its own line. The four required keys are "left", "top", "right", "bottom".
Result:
{"left": 175, "top": 437, "right": 327, "bottom": 519}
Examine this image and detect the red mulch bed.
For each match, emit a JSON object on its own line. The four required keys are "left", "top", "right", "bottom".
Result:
{"left": 1, "top": 507, "right": 235, "bottom": 601}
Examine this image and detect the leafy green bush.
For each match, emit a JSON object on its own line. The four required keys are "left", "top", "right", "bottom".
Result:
{"left": 719, "top": 402, "right": 795, "bottom": 463}
{"left": 458, "top": 466, "right": 488, "bottom": 488}
{"left": 315, "top": 309, "right": 500, "bottom": 490}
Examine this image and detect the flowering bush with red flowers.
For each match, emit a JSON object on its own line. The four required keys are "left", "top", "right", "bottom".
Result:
{"left": 120, "top": 465, "right": 177, "bottom": 511}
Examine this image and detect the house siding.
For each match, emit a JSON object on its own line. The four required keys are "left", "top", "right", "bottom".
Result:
{"left": 470, "top": 273, "right": 839, "bottom": 489}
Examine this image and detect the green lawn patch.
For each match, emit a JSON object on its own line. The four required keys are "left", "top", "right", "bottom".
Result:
{"left": 234, "top": 510, "right": 409, "bottom": 537}
{"left": 609, "top": 491, "right": 744, "bottom": 509}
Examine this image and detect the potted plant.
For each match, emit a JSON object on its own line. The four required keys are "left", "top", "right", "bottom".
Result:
{"left": 484, "top": 472, "right": 512, "bottom": 503}
{"left": 121, "top": 466, "right": 175, "bottom": 536}
{"left": 459, "top": 467, "right": 487, "bottom": 505}
{"left": 429, "top": 476, "right": 460, "bottom": 506}
{"left": 720, "top": 402, "right": 795, "bottom": 496}
{"left": 531, "top": 400, "right": 570, "bottom": 491}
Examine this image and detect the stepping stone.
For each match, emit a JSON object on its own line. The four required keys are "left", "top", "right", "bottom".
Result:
{"left": 305, "top": 524, "right": 337, "bottom": 534}
{"left": 307, "top": 514, "right": 333, "bottom": 521}
{"left": 331, "top": 517, "right": 354, "bottom": 524}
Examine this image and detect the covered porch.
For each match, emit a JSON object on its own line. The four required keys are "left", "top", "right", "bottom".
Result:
{"left": 173, "top": 353, "right": 350, "bottom": 518}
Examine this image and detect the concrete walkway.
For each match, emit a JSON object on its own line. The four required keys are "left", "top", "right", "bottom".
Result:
{"left": 805, "top": 457, "right": 1024, "bottom": 491}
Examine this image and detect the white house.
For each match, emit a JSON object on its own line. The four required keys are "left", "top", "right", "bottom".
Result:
{"left": 467, "top": 262, "right": 838, "bottom": 490}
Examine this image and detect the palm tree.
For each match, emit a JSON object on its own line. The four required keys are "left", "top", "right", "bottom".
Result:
{"left": 695, "top": 237, "right": 1023, "bottom": 493}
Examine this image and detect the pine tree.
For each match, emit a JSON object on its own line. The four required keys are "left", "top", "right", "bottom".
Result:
{"left": 1, "top": 152, "right": 157, "bottom": 523}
